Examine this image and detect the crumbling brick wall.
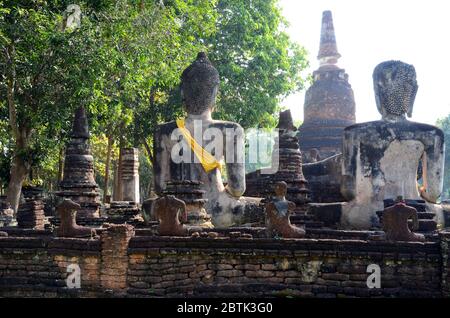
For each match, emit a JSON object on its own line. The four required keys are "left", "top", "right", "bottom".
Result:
{"left": 1, "top": 231, "right": 450, "bottom": 298}
{"left": 0, "top": 237, "right": 101, "bottom": 297}
{"left": 127, "top": 237, "right": 442, "bottom": 297}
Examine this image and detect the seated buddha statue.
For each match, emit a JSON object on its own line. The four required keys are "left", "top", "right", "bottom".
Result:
{"left": 341, "top": 60, "right": 445, "bottom": 229}
{"left": 153, "top": 52, "right": 247, "bottom": 227}
{"left": 265, "top": 181, "right": 306, "bottom": 238}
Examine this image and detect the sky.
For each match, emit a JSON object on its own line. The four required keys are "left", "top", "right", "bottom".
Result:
{"left": 279, "top": 0, "right": 450, "bottom": 125}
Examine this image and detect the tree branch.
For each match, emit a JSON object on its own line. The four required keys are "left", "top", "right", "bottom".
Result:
{"left": 142, "top": 137, "right": 154, "bottom": 166}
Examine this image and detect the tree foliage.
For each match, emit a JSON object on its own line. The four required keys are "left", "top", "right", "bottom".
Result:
{"left": 0, "top": 0, "right": 309, "bottom": 201}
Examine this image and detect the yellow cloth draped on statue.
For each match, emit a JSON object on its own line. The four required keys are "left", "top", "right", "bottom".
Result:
{"left": 176, "top": 118, "right": 222, "bottom": 173}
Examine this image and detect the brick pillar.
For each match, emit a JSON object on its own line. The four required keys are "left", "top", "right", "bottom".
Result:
{"left": 100, "top": 223, "right": 135, "bottom": 293}
{"left": 440, "top": 231, "right": 450, "bottom": 297}
{"left": 120, "top": 148, "right": 140, "bottom": 203}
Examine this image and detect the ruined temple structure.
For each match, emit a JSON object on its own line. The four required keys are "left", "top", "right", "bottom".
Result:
{"left": 15, "top": 186, "right": 45, "bottom": 230}
{"left": 16, "top": 200, "right": 45, "bottom": 230}
{"left": 246, "top": 110, "right": 310, "bottom": 209}
{"left": 162, "top": 180, "right": 213, "bottom": 228}
{"left": 298, "top": 10, "right": 355, "bottom": 162}
{"left": 57, "top": 106, "right": 101, "bottom": 218}
{"left": 246, "top": 110, "right": 315, "bottom": 227}
{"left": 1, "top": 42, "right": 449, "bottom": 299}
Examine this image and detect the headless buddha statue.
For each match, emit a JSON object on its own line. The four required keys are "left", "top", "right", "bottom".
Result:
{"left": 56, "top": 199, "right": 97, "bottom": 238}
{"left": 265, "top": 182, "right": 306, "bottom": 238}
{"left": 341, "top": 61, "right": 445, "bottom": 229}
{"left": 382, "top": 197, "right": 425, "bottom": 242}
{"left": 154, "top": 195, "right": 188, "bottom": 236}
{"left": 153, "top": 52, "right": 246, "bottom": 227}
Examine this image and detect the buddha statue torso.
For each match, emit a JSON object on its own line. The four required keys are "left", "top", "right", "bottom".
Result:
{"left": 153, "top": 52, "right": 246, "bottom": 227}
{"left": 341, "top": 61, "right": 445, "bottom": 229}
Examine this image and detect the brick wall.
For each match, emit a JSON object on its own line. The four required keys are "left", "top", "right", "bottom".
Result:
{"left": 1, "top": 231, "right": 449, "bottom": 298}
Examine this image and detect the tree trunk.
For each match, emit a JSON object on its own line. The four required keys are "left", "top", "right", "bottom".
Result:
{"left": 58, "top": 146, "right": 64, "bottom": 183}
{"left": 6, "top": 153, "right": 29, "bottom": 213}
{"left": 103, "top": 135, "right": 113, "bottom": 203}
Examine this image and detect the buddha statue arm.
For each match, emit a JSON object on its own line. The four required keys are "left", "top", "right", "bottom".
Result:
{"left": 288, "top": 201, "right": 296, "bottom": 216}
{"left": 421, "top": 139, "right": 445, "bottom": 203}
{"left": 153, "top": 200, "right": 161, "bottom": 222}
{"left": 409, "top": 209, "right": 419, "bottom": 231}
{"left": 153, "top": 127, "right": 169, "bottom": 195}
{"left": 176, "top": 199, "right": 188, "bottom": 223}
{"left": 224, "top": 125, "right": 246, "bottom": 198}
{"left": 341, "top": 128, "right": 357, "bottom": 200}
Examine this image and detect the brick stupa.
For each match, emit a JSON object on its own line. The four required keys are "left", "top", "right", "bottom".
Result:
{"left": 246, "top": 110, "right": 310, "bottom": 212}
{"left": 298, "top": 11, "right": 355, "bottom": 162}
{"left": 57, "top": 106, "right": 100, "bottom": 218}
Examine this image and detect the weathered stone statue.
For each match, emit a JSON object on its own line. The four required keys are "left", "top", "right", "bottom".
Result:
{"left": 154, "top": 195, "right": 188, "bottom": 236}
{"left": 341, "top": 61, "right": 445, "bottom": 229}
{"left": 153, "top": 52, "right": 246, "bottom": 227}
{"left": 56, "top": 199, "right": 97, "bottom": 238}
{"left": 265, "top": 182, "right": 305, "bottom": 238}
{"left": 382, "top": 198, "right": 425, "bottom": 242}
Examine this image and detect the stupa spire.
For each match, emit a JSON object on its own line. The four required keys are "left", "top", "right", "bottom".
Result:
{"left": 317, "top": 10, "right": 341, "bottom": 67}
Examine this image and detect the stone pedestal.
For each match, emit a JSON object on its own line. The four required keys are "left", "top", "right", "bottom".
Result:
{"left": 105, "top": 201, "right": 141, "bottom": 225}
{"left": 119, "top": 148, "right": 140, "bottom": 203}
{"left": 162, "top": 180, "right": 213, "bottom": 228}
{"left": 17, "top": 199, "right": 45, "bottom": 230}
{"left": 57, "top": 106, "right": 101, "bottom": 218}
{"left": 16, "top": 186, "right": 45, "bottom": 230}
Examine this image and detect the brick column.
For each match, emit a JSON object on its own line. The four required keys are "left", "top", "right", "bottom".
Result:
{"left": 120, "top": 148, "right": 140, "bottom": 203}
{"left": 100, "top": 223, "right": 135, "bottom": 293}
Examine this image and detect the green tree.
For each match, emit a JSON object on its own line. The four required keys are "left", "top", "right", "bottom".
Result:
{"left": 206, "top": 0, "right": 309, "bottom": 128}
{"left": 437, "top": 114, "right": 450, "bottom": 199}
{"left": 163, "top": 0, "right": 309, "bottom": 130}
{"left": 0, "top": 0, "right": 218, "bottom": 208}
{"left": 0, "top": 0, "right": 118, "bottom": 211}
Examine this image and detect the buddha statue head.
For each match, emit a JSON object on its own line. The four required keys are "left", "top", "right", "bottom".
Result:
{"left": 180, "top": 52, "right": 220, "bottom": 115}
{"left": 373, "top": 60, "right": 418, "bottom": 122}
{"left": 274, "top": 181, "right": 288, "bottom": 198}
